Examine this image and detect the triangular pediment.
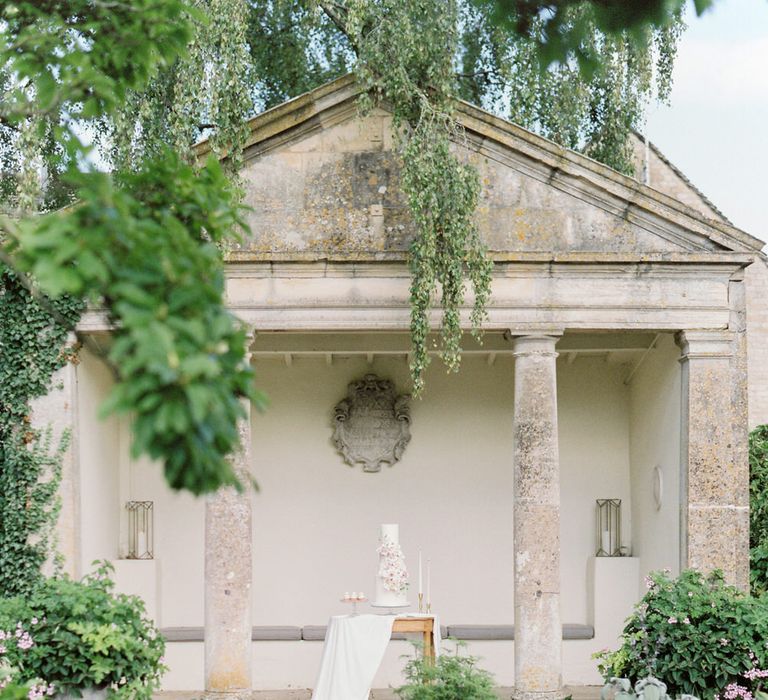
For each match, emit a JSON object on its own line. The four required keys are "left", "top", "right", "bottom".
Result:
{"left": 197, "top": 75, "right": 764, "bottom": 259}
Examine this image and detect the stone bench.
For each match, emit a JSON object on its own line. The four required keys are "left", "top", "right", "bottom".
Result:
{"left": 160, "top": 623, "right": 594, "bottom": 643}
{"left": 161, "top": 626, "right": 302, "bottom": 642}
{"left": 446, "top": 624, "right": 594, "bottom": 640}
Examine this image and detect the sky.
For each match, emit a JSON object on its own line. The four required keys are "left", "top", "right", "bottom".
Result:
{"left": 645, "top": 0, "right": 768, "bottom": 242}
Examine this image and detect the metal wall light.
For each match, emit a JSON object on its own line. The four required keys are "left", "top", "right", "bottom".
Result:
{"left": 126, "top": 501, "right": 153, "bottom": 559}
{"left": 596, "top": 498, "right": 621, "bottom": 557}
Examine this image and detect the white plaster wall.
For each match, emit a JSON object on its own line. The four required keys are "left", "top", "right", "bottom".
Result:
{"left": 129, "top": 451, "right": 204, "bottom": 628}
{"left": 628, "top": 333, "right": 681, "bottom": 591}
{"left": 77, "top": 349, "right": 121, "bottom": 573}
{"left": 250, "top": 355, "right": 517, "bottom": 628}
{"left": 558, "top": 356, "right": 632, "bottom": 624}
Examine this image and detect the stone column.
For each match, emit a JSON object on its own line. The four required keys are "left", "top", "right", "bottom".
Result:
{"left": 677, "top": 327, "right": 749, "bottom": 590}
{"left": 30, "top": 332, "right": 80, "bottom": 578}
{"left": 511, "top": 335, "right": 562, "bottom": 700}
{"left": 205, "top": 346, "right": 254, "bottom": 698}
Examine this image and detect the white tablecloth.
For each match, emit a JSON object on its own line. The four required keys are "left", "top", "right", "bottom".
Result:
{"left": 310, "top": 613, "right": 441, "bottom": 700}
{"left": 311, "top": 614, "right": 396, "bottom": 700}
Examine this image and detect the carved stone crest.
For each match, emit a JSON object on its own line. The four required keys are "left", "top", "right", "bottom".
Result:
{"left": 333, "top": 374, "right": 411, "bottom": 472}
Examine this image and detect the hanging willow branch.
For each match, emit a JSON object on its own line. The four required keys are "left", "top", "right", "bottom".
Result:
{"left": 347, "top": 0, "right": 493, "bottom": 395}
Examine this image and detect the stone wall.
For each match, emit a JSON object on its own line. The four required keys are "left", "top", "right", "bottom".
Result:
{"left": 237, "top": 106, "right": 724, "bottom": 258}
{"left": 746, "top": 257, "right": 768, "bottom": 428}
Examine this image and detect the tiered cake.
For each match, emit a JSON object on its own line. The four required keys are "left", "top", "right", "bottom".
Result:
{"left": 372, "top": 523, "right": 409, "bottom": 607}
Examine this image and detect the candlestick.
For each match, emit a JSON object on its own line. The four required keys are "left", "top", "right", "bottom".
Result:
{"left": 418, "top": 592, "right": 423, "bottom": 613}
{"left": 426, "top": 559, "right": 431, "bottom": 611}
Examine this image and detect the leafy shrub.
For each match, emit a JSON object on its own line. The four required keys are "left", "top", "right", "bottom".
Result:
{"left": 750, "top": 425, "right": 768, "bottom": 596}
{"left": 595, "top": 570, "right": 768, "bottom": 700}
{"left": 0, "top": 662, "right": 28, "bottom": 700}
{"left": 396, "top": 641, "right": 497, "bottom": 699}
{"left": 0, "top": 563, "right": 165, "bottom": 699}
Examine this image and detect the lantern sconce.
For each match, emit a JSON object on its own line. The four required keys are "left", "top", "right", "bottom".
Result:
{"left": 596, "top": 498, "right": 621, "bottom": 557}
{"left": 126, "top": 501, "right": 153, "bottom": 559}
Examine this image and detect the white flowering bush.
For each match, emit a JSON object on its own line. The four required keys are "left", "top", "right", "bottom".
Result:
{"left": 0, "top": 563, "right": 165, "bottom": 699}
{"left": 595, "top": 570, "right": 768, "bottom": 700}
{"left": 377, "top": 537, "right": 409, "bottom": 593}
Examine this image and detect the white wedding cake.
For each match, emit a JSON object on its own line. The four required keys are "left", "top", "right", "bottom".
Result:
{"left": 372, "top": 523, "right": 409, "bottom": 607}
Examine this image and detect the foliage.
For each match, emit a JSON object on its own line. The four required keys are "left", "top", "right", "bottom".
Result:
{"left": 10, "top": 153, "right": 265, "bottom": 495}
{"left": 0, "top": 563, "right": 166, "bottom": 700}
{"left": 247, "top": 1, "right": 353, "bottom": 111}
{"left": 472, "top": 0, "right": 713, "bottom": 70}
{"left": 459, "top": 1, "right": 684, "bottom": 175}
{"left": 395, "top": 641, "right": 497, "bottom": 699}
{"left": 1, "top": 0, "right": 262, "bottom": 496}
{"left": 0, "top": 267, "right": 83, "bottom": 597}
{"left": 594, "top": 569, "right": 768, "bottom": 700}
{"left": 0, "top": 0, "right": 195, "bottom": 213}
{"left": 749, "top": 425, "right": 768, "bottom": 596}
{"left": 0, "top": 680, "right": 32, "bottom": 700}
{"left": 109, "top": 0, "right": 256, "bottom": 172}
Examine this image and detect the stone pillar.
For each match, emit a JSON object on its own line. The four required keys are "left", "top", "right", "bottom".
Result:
{"left": 205, "top": 347, "right": 254, "bottom": 697}
{"left": 677, "top": 328, "right": 749, "bottom": 590}
{"left": 30, "top": 332, "right": 80, "bottom": 578}
{"left": 512, "top": 335, "right": 562, "bottom": 700}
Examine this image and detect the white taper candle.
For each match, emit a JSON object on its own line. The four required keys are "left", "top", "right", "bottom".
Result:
{"left": 418, "top": 551, "right": 423, "bottom": 595}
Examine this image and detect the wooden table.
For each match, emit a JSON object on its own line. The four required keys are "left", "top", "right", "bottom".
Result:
{"left": 392, "top": 616, "right": 436, "bottom": 660}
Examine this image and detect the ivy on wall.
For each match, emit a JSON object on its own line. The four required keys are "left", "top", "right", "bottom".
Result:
{"left": 2, "top": 0, "right": 262, "bottom": 501}
{"left": 749, "top": 424, "right": 768, "bottom": 596}
{"left": 0, "top": 268, "right": 82, "bottom": 597}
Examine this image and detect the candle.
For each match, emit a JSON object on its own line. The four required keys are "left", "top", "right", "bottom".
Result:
{"left": 418, "top": 551, "right": 423, "bottom": 596}
{"left": 137, "top": 530, "right": 147, "bottom": 558}
{"left": 601, "top": 529, "right": 610, "bottom": 555}
{"left": 426, "top": 559, "right": 431, "bottom": 608}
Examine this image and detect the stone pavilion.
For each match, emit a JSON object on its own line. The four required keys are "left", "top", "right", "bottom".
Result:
{"left": 36, "top": 75, "right": 768, "bottom": 697}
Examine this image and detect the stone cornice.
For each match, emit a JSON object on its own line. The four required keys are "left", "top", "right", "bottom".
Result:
{"left": 78, "top": 257, "right": 739, "bottom": 334}
{"left": 223, "top": 251, "right": 755, "bottom": 266}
